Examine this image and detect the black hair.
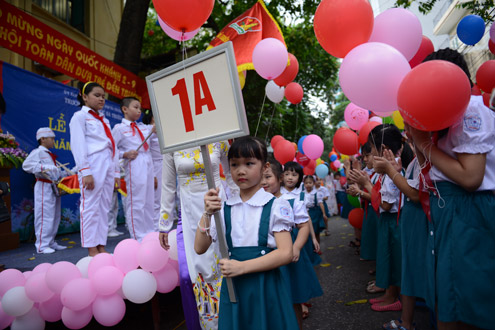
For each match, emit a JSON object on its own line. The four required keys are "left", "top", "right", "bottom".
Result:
{"left": 120, "top": 97, "right": 140, "bottom": 110}
{"left": 423, "top": 48, "right": 472, "bottom": 87}
{"left": 142, "top": 109, "right": 153, "bottom": 125}
{"left": 77, "top": 82, "right": 104, "bottom": 107}
{"left": 334, "top": 172, "right": 341, "bottom": 178}
{"left": 361, "top": 142, "right": 372, "bottom": 155}
{"left": 228, "top": 136, "right": 267, "bottom": 163}
{"left": 267, "top": 157, "right": 283, "bottom": 180}
{"left": 0, "top": 92, "right": 6, "bottom": 115}
{"left": 370, "top": 124, "right": 414, "bottom": 169}
{"left": 303, "top": 175, "right": 315, "bottom": 183}
{"left": 282, "top": 161, "right": 304, "bottom": 188}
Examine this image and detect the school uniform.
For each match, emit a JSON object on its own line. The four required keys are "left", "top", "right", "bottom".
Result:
{"left": 69, "top": 106, "right": 120, "bottom": 248}
{"left": 360, "top": 172, "right": 379, "bottom": 261}
{"left": 301, "top": 188, "right": 324, "bottom": 266}
{"left": 149, "top": 132, "right": 162, "bottom": 229}
{"left": 279, "top": 194, "right": 323, "bottom": 303}
{"left": 426, "top": 95, "right": 495, "bottom": 328}
{"left": 375, "top": 174, "right": 403, "bottom": 290}
{"left": 399, "top": 158, "right": 428, "bottom": 301}
{"left": 112, "top": 118, "right": 155, "bottom": 242}
{"left": 209, "top": 188, "right": 298, "bottom": 330}
{"left": 316, "top": 185, "right": 331, "bottom": 217}
{"left": 22, "top": 145, "right": 62, "bottom": 253}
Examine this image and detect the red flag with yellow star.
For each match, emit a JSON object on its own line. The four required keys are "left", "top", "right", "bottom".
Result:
{"left": 208, "top": 0, "right": 286, "bottom": 72}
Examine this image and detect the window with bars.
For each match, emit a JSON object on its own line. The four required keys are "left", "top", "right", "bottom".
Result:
{"left": 32, "top": 0, "right": 85, "bottom": 33}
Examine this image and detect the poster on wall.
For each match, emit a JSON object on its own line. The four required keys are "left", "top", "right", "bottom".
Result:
{"left": 0, "top": 61, "right": 126, "bottom": 241}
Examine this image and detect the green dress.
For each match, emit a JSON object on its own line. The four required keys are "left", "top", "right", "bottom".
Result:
{"left": 218, "top": 198, "right": 299, "bottom": 330}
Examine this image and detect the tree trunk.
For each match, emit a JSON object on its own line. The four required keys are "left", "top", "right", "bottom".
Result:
{"left": 113, "top": 0, "right": 150, "bottom": 75}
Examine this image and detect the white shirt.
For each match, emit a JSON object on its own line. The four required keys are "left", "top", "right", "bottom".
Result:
{"left": 280, "top": 193, "right": 309, "bottom": 225}
{"left": 379, "top": 174, "right": 403, "bottom": 213}
{"left": 112, "top": 118, "right": 153, "bottom": 159}
{"left": 303, "top": 188, "right": 323, "bottom": 208}
{"left": 405, "top": 158, "right": 420, "bottom": 190}
{"left": 210, "top": 188, "right": 293, "bottom": 248}
{"left": 317, "top": 186, "right": 330, "bottom": 198}
{"left": 69, "top": 106, "right": 120, "bottom": 178}
{"left": 149, "top": 131, "right": 162, "bottom": 161}
{"left": 22, "top": 146, "right": 61, "bottom": 181}
{"left": 430, "top": 95, "right": 495, "bottom": 190}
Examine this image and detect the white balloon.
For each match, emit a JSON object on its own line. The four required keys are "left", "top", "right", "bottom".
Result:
{"left": 265, "top": 80, "right": 285, "bottom": 104}
{"left": 167, "top": 230, "right": 178, "bottom": 261}
{"left": 10, "top": 307, "right": 45, "bottom": 330}
{"left": 369, "top": 116, "right": 383, "bottom": 124}
{"left": 122, "top": 269, "right": 157, "bottom": 304}
{"left": 1, "top": 287, "right": 34, "bottom": 317}
{"left": 75, "top": 256, "right": 93, "bottom": 278}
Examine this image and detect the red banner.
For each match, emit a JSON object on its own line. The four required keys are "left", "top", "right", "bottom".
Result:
{"left": 0, "top": 1, "right": 149, "bottom": 107}
{"left": 208, "top": 0, "right": 286, "bottom": 72}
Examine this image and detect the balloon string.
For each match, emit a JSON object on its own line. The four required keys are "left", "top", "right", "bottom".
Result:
{"left": 294, "top": 105, "right": 299, "bottom": 142}
{"left": 265, "top": 104, "right": 277, "bottom": 142}
{"left": 254, "top": 92, "right": 267, "bottom": 137}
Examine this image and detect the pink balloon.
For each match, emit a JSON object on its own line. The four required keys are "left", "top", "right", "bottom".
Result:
{"left": 61, "top": 305, "right": 93, "bottom": 329}
{"left": 32, "top": 263, "right": 52, "bottom": 274}
{"left": 375, "top": 111, "right": 394, "bottom": 117}
{"left": 344, "top": 103, "right": 369, "bottom": 130}
{"left": 138, "top": 240, "right": 170, "bottom": 272}
{"left": 168, "top": 259, "right": 179, "bottom": 273}
{"left": 153, "top": 264, "right": 179, "bottom": 294}
{"left": 25, "top": 272, "right": 54, "bottom": 303}
{"left": 91, "top": 266, "right": 124, "bottom": 296}
{"left": 252, "top": 38, "right": 288, "bottom": 80}
{"left": 88, "top": 253, "right": 115, "bottom": 279}
{"left": 92, "top": 294, "right": 125, "bottom": 327}
{"left": 39, "top": 294, "right": 63, "bottom": 322}
{"left": 369, "top": 8, "right": 423, "bottom": 61}
{"left": 142, "top": 231, "right": 160, "bottom": 244}
{"left": 339, "top": 42, "right": 411, "bottom": 113}
{"left": 332, "top": 160, "right": 341, "bottom": 168}
{"left": 302, "top": 134, "right": 324, "bottom": 160}
{"left": 45, "top": 261, "right": 81, "bottom": 295}
{"left": 113, "top": 239, "right": 141, "bottom": 274}
{"left": 0, "top": 301, "right": 14, "bottom": 329}
{"left": 23, "top": 271, "right": 33, "bottom": 280}
{"left": 0, "top": 269, "right": 25, "bottom": 298}
{"left": 490, "top": 23, "right": 495, "bottom": 43}
{"left": 157, "top": 16, "right": 199, "bottom": 41}
{"left": 60, "top": 278, "right": 96, "bottom": 311}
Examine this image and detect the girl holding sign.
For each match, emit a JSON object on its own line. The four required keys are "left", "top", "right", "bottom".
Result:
{"left": 195, "top": 136, "right": 298, "bottom": 330}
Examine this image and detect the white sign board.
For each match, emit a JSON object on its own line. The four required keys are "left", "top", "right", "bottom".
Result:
{"left": 146, "top": 42, "right": 249, "bottom": 153}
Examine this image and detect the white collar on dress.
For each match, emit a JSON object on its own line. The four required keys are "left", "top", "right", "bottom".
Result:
{"left": 226, "top": 187, "right": 274, "bottom": 207}
{"left": 122, "top": 118, "right": 135, "bottom": 126}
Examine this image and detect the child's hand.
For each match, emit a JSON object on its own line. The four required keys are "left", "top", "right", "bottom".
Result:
{"left": 124, "top": 150, "right": 138, "bottom": 160}
{"left": 159, "top": 232, "right": 169, "bottom": 250}
{"left": 292, "top": 246, "right": 301, "bottom": 263}
{"left": 82, "top": 175, "right": 95, "bottom": 190}
{"left": 219, "top": 258, "right": 244, "bottom": 277}
{"left": 383, "top": 149, "right": 402, "bottom": 172}
{"left": 151, "top": 124, "right": 156, "bottom": 133}
{"left": 114, "top": 178, "right": 120, "bottom": 190}
{"left": 204, "top": 187, "right": 221, "bottom": 214}
{"left": 313, "top": 238, "right": 320, "bottom": 254}
{"left": 323, "top": 215, "right": 328, "bottom": 222}
{"left": 154, "top": 177, "right": 158, "bottom": 190}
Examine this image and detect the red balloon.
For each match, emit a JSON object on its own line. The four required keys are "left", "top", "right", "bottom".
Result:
{"left": 296, "top": 152, "right": 310, "bottom": 167}
{"left": 348, "top": 208, "right": 364, "bottom": 229}
{"left": 274, "top": 53, "right": 299, "bottom": 87}
{"left": 270, "top": 135, "right": 285, "bottom": 149}
{"left": 303, "top": 166, "right": 315, "bottom": 176}
{"left": 489, "top": 39, "right": 495, "bottom": 56}
{"left": 476, "top": 60, "right": 495, "bottom": 93}
{"left": 153, "top": 0, "right": 214, "bottom": 32}
{"left": 314, "top": 0, "right": 374, "bottom": 58}
{"left": 306, "top": 159, "right": 316, "bottom": 170}
{"left": 285, "top": 82, "right": 303, "bottom": 104}
{"left": 397, "top": 60, "right": 471, "bottom": 131}
{"left": 333, "top": 128, "right": 359, "bottom": 155}
{"left": 472, "top": 84, "right": 482, "bottom": 95}
{"left": 358, "top": 121, "right": 380, "bottom": 145}
{"left": 273, "top": 140, "right": 296, "bottom": 165}
{"left": 482, "top": 93, "right": 492, "bottom": 108}
{"left": 408, "top": 36, "right": 434, "bottom": 68}
{"left": 339, "top": 176, "right": 347, "bottom": 186}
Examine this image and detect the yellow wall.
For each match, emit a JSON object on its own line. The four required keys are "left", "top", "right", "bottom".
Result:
{"left": 0, "top": 0, "right": 124, "bottom": 82}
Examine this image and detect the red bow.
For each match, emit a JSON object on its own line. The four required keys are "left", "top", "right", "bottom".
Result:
{"left": 88, "top": 110, "right": 115, "bottom": 157}
{"left": 47, "top": 151, "right": 57, "bottom": 165}
{"left": 371, "top": 174, "right": 383, "bottom": 213}
{"left": 130, "top": 122, "right": 149, "bottom": 151}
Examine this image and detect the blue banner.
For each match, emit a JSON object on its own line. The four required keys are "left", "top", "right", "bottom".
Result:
{"left": 1, "top": 61, "right": 125, "bottom": 240}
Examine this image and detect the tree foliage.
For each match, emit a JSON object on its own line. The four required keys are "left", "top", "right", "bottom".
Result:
{"left": 395, "top": 0, "right": 494, "bottom": 22}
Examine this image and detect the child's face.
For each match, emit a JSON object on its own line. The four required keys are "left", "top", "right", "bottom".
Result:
{"left": 304, "top": 178, "right": 314, "bottom": 191}
{"left": 229, "top": 157, "right": 265, "bottom": 193}
{"left": 123, "top": 100, "right": 142, "bottom": 122}
{"left": 83, "top": 87, "right": 105, "bottom": 111}
{"left": 261, "top": 167, "right": 281, "bottom": 195}
{"left": 315, "top": 180, "right": 321, "bottom": 188}
{"left": 41, "top": 137, "right": 55, "bottom": 149}
{"left": 363, "top": 153, "right": 373, "bottom": 169}
{"left": 283, "top": 170, "right": 299, "bottom": 190}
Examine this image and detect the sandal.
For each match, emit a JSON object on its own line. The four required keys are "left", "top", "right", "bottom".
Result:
{"left": 367, "top": 283, "right": 385, "bottom": 294}
{"left": 367, "top": 279, "right": 376, "bottom": 286}
{"left": 369, "top": 297, "right": 385, "bottom": 305}
{"left": 382, "top": 319, "right": 416, "bottom": 330}
{"left": 301, "top": 304, "right": 309, "bottom": 319}
{"left": 371, "top": 300, "right": 402, "bottom": 312}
